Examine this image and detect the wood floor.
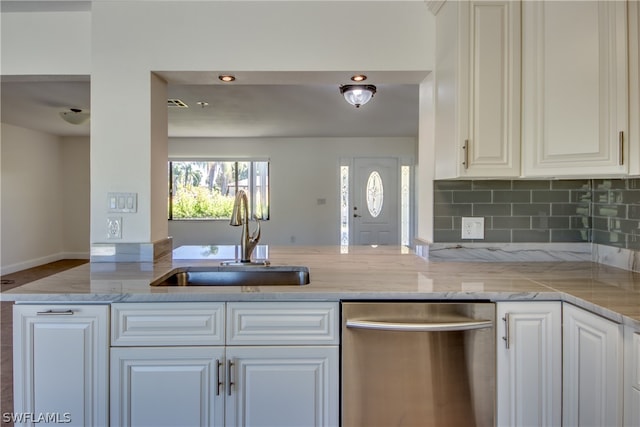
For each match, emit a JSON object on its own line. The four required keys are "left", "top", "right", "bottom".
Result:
{"left": 0, "top": 260, "right": 88, "bottom": 426}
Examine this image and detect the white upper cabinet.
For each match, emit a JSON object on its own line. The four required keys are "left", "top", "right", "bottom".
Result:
{"left": 522, "top": 1, "right": 629, "bottom": 177}
{"left": 434, "top": 0, "right": 636, "bottom": 178}
{"left": 435, "top": 0, "right": 521, "bottom": 178}
{"left": 629, "top": 0, "right": 640, "bottom": 176}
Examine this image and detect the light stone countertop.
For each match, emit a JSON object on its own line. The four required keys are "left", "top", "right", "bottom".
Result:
{"left": 2, "top": 245, "right": 639, "bottom": 329}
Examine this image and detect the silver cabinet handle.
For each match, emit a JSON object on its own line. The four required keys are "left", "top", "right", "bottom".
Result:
{"left": 502, "top": 313, "right": 510, "bottom": 349}
{"left": 462, "top": 139, "right": 469, "bottom": 170}
{"left": 36, "top": 309, "right": 74, "bottom": 316}
{"left": 619, "top": 131, "right": 624, "bottom": 165}
{"left": 346, "top": 319, "right": 492, "bottom": 332}
{"left": 227, "top": 359, "right": 235, "bottom": 396}
{"left": 215, "top": 359, "right": 223, "bottom": 396}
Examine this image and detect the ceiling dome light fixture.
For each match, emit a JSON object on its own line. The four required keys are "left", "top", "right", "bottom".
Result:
{"left": 218, "top": 75, "right": 236, "bottom": 82}
{"left": 340, "top": 84, "right": 377, "bottom": 108}
{"left": 351, "top": 74, "right": 367, "bottom": 82}
{"left": 59, "top": 108, "right": 90, "bottom": 125}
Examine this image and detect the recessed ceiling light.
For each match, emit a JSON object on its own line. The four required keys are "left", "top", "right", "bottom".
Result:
{"left": 218, "top": 75, "right": 236, "bottom": 82}
{"left": 351, "top": 74, "right": 367, "bottom": 82}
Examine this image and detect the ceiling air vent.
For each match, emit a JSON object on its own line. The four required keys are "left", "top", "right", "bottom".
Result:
{"left": 167, "top": 99, "right": 189, "bottom": 108}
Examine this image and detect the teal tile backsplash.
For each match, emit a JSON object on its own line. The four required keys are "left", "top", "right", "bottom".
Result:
{"left": 434, "top": 179, "right": 640, "bottom": 250}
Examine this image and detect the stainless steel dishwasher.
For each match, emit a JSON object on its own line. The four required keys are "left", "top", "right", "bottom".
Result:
{"left": 342, "top": 302, "right": 495, "bottom": 427}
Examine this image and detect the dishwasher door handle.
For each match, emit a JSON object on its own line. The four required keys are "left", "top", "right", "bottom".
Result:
{"left": 346, "top": 319, "right": 493, "bottom": 332}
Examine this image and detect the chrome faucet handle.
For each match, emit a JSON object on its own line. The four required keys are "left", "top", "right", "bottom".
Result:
{"left": 249, "top": 217, "right": 261, "bottom": 243}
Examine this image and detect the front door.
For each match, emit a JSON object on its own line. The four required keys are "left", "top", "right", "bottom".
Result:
{"left": 352, "top": 157, "right": 399, "bottom": 245}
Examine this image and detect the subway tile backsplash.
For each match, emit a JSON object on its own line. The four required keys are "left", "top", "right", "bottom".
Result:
{"left": 433, "top": 178, "right": 640, "bottom": 250}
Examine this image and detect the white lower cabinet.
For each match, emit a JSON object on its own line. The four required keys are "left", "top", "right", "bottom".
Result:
{"left": 110, "top": 346, "right": 225, "bottom": 427}
{"left": 225, "top": 346, "right": 338, "bottom": 427}
{"left": 109, "top": 301, "right": 339, "bottom": 427}
{"left": 624, "top": 327, "right": 640, "bottom": 426}
{"left": 13, "top": 304, "right": 109, "bottom": 427}
{"left": 496, "top": 301, "right": 562, "bottom": 427}
{"left": 563, "top": 303, "right": 623, "bottom": 427}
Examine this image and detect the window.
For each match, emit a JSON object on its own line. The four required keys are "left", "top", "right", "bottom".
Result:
{"left": 168, "top": 160, "right": 269, "bottom": 220}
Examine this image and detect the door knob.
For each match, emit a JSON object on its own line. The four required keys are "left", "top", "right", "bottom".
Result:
{"left": 353, "top": 214, "right": 362, "bottom": 218}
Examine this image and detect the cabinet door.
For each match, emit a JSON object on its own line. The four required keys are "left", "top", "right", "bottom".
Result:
{"left": 496, "top": 302, "right": 562, "bottom": 427}
{"left": 459, "top": 0, "right": 521, "bottom": 177}
{"left": 13, "top": 304, "right": 109, "bottom": 427}
{"left": 435, "top": 0, "right": 521, "bottom": 178}
{"left": 110, "top": 347, "right": 225, "bottom": 427}
{"left": 624, "top": 327, "right": 640, "bottom": 426}
{"left": 563, "top": 303, "right": 623, "bottom": 426}
{"left": 629, "top": 0, "right": 640, "bottom": 175}
{"left": 225, "top": 346, "right": 339, "bottom": 427}
{"left": 522, "top": 1, "right": 628, "bottom": 177}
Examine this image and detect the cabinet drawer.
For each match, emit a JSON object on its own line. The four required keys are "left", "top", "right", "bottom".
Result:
{"left": 227, "top": 302, "right": 339, "bottom": 345}
{"left": 111, "top": 302, "right": 224, "bottom": 346}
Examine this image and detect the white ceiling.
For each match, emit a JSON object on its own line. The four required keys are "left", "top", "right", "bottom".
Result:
{"left": 1, "top": 71, "right": 426, "bottom": 139}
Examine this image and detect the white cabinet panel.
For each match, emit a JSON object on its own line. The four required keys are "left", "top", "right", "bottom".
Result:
{"left": 225, "top": 346, "right": 339, "bottom": 427}
{"left": 435, "top": 0, "right": 521, "bottom": 178}
{"left": 628, "top": 389, "right": 640, "bottom": 427}
{"left": 563, "top": 303, "right": 623, "bottom": 427}
{"left": 629, "top": 0, "right": 640, "bottom": 175}
{"left": 111, "top": 302, "right": 225, "bottom": 346}
{"left": 496, "top": 302, "right": 561, "bottom": 427}
{"left": 624, "top": 328, "right": 640, "bottom": 426}
{"left": 522, "top": 1, "right": 628, "bottom": 177}
{"left": 13, "top": 304, "right": 109, "bottom": 427}
{"left": 109, "top": 302, "right": 340, "bottom": 427}
{"left": 110, "top": 347, "right": 225, "bottom": 427}
{"left": 226, "top": 302, "right": 339, "bottom": 345}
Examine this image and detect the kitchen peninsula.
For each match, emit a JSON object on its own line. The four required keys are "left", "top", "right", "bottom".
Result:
{"left": 2, "top": 245, "right": 639, "bottom": 326}
{"left": 3, "top": 245, "right": 640, "bottom": 427}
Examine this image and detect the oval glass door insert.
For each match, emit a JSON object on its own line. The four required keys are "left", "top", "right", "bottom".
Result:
{"left": 366, "top": 171, "right": 384, "bottom": 217}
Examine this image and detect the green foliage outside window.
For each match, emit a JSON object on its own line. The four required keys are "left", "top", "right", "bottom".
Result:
{"left": 169, "top": 160, "right": 269, "bottom": 220}
{"left": 171, "top": 186, "right": 235, "bottom": 219}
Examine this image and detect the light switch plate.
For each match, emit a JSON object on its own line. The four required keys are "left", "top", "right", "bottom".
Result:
{"left": 461, "top": 217, "right": 484, "bottom": 240}
{"left": 108, "top": 192, "right": 137, "bottom": 213}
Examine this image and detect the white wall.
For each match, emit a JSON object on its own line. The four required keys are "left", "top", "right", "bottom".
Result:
{"left": 1, "top": 1, "right": 434, "bottom": 251}
{"left": 0, "top": 10, "right": 91, "bottom": 75}
{"left": 168, "top": 136, "right": 417, "bottom": 247}
{"left": 60, "top": 136, "right": 90, "bottom": 256}
{"left": 90, "top": 1, "right": 434, "bottom": 245}
{"left": 0, "top": 124, "right": 90, "bottom": 273}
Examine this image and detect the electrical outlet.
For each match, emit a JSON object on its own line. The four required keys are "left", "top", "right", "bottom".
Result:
{"left": 461, "top": 217, "right": 484, "bottom": 240}
{"left": 107, "top": 217, "right": 122, "bottom": 239}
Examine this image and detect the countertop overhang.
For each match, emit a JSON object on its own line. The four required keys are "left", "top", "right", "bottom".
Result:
{"left": 2, "top": 245, "right": 639, "bottom": 329}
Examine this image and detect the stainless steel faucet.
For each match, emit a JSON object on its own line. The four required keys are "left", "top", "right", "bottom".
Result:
{"left": 230, "top": 189, "right": 261, "bottom": 263}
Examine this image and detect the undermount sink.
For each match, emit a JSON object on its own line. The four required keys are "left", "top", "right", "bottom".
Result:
{"left": 151, "top": 265, "right": 310, "bottom": 287}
